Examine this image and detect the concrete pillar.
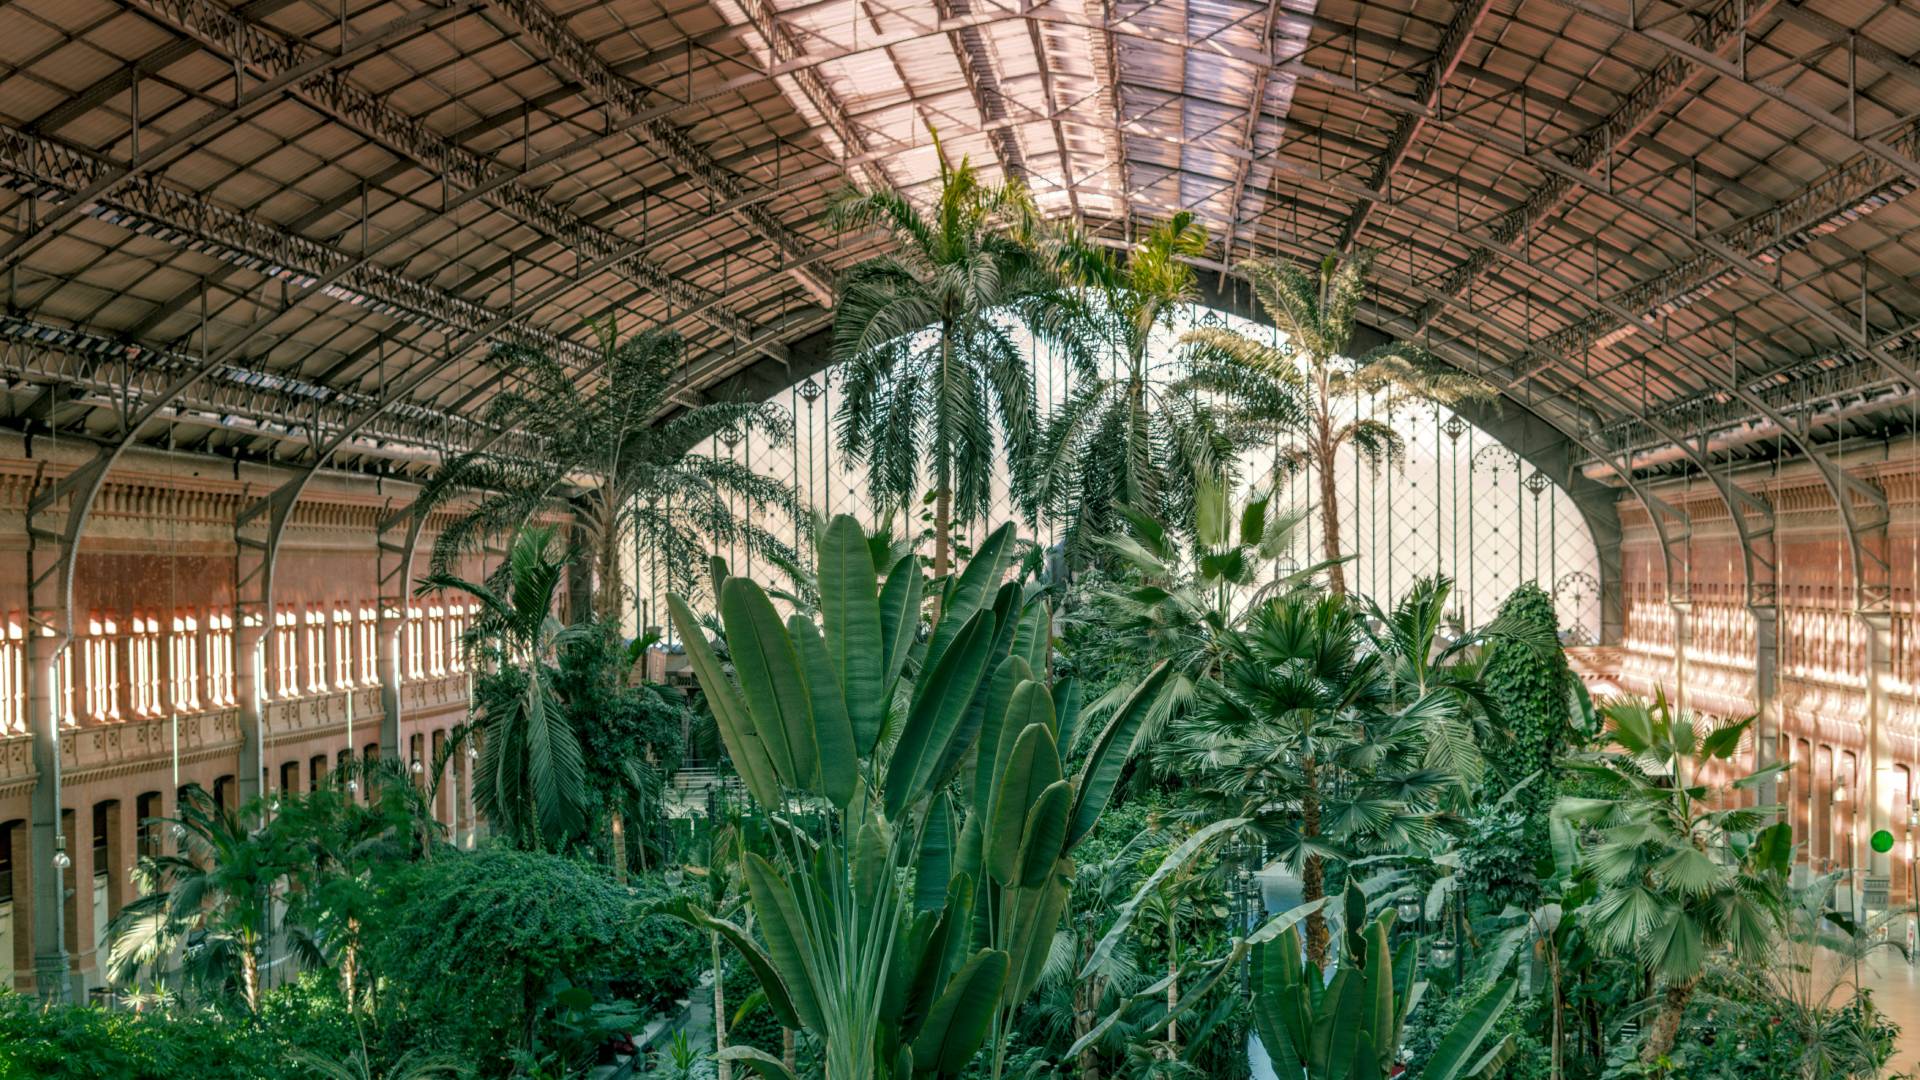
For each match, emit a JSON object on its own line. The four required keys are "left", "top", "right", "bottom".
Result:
{"left": 1862, "top": 610, "right": 1894, "bottom": 877}
{"left": 1669, "top": 600, "right": 1692, "bottom": 715}
{"left": 235, "top": 619, "right": 266, "bottom": 804}
{"left": 26, "top": 630, "right": 68, "bottom": 1001}
{"left": 1751, "top": 606, "right": 1779, "bottom": 807}
{"left": 377, "top": 610, "right": 403, "bottom": 760}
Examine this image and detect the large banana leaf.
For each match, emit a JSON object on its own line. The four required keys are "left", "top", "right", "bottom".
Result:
{"left": 1066, "top": 660, "right": 1174, "bottom": 847}
{"left": 985, "top": 720, "right": 1062, "bottom": 885}
{"left": 665, "top": 594, "right": 780, "bottom": 808}
{"left": 885, "top": 609, "right": 995, "bottom": 816}
{"left": 909, "top": 948, "right": 1010, "bottom": 1076}
{"left": 820, "top": 515, "right": 886, "bottom": 754}
{"left": 721, "top": 578, "right": 816, "bottom": 788}
{"left": 787, "top": 614, "right": 858, "bottom": 806}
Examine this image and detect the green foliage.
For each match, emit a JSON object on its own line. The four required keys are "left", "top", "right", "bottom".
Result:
{"left": 556, "top": 625, "right": 691, "bottom": 867}
{"left": 1252, "top": 892, "right": 1516, "bottom": 1080}
{"left": 830, "top": 142, "right": 1066, "bottom": 573}
{"left": 1481, "top": 582, "right": 1576, "bottom": 885}
{"left": 1400, "top": 991, "right": 1549, "bottom": 1080}
{"left": 417, "top": 319, "right": 796, "bottom": 617}
{"left": 370, "top": 848, "right": 702, "bottom": 1073}
{"left": 1024, "top": 213, "right": 1240, "bottom": 562}
{"left": 1177, "top": 249, "right": 1494, "bottom": 596}
{"left": 0, "top": 992, "right": 286, "bottom": 1080}
{"left": 668, "top": 515, "right": 1168, "bottom": 1080}
{"left": 424, "top": 526, "right": 590, "bottom": 849}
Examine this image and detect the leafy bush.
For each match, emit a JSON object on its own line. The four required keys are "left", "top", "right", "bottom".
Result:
{"left": 370, "top": 847, "right": 702, "bottom": 1073}
{"left": 1480, "top": 582, "right": 1575, "bottom": 885}
{"left": 0, "top": 992, "right": 284, "bottom": 1080}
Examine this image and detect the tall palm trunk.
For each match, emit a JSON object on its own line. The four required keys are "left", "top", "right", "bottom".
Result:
{"left": 241, "top": 944, "right": 260, "bottom": 1013}
{"left": 933, "top": 325, "right": 954, "bottom": 582}
{"left": 1641, "top": 975, "right": 1699, "bottom": 1062}
{"left": 594, "top": 509, "right": 624, "bottom": 625}
{"left": 1314, "top": 424, "right": 1346, "bottom": 596}
{"left": 1301, "top": 756, "right": 1329, "bottom": 966}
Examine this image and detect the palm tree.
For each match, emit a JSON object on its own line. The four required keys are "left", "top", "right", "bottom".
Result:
{"left": 420, "top": 319, "right": 797, "bottom": 621}
{"left": 1075, "top": 478, "right": 1323, "bottom": 748}
{"left": 1554, "top": 692, "right": 1789, "bottom": 1063}
{"left": 419, "top": 525, "right": 588, "bottom": 850}
{"left": 1180, "top": 250, "right": 1495, "bottom": 595}
{"left": 1359, "top": 574, "right": 1561, "bottom": 799}
{"left": 1025, "top": 213, "right": 1239, "bottom": 562}
{"left": 1155, "top": 594, "right": 1454, "bottom": 966}
{"left": 277, "top": 763, "right": 438, "bottom": 1010}
{"left": 829, "top": 141, "right": 1066, "bottom": 580}
{"left": 105, "top": 784, "right": 278, "bottom": 1011}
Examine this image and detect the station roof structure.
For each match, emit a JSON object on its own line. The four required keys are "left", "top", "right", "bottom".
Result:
{"left": 4, "top": 0, "right": 1920, "bottom": 482}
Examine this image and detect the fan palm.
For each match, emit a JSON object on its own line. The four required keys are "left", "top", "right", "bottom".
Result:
{"left": 1358, "top": 574, "right": 1560, "bottom": 798}
{"left": 1554, "top": 692, "right": 1789, "bottom": 1063}
{"left": 104, "top": 784, "right": 277, "bottom": 1011}
{"left": 1076, "top": 478, "right": 1324, "bottom": 748}
{"left": 829, "top": 141, "right": 1068, "bottom": 580}
{"left": 419, "top": 525, "right": 589, "bottom": 850}
{"left": 1180, "top": 250, "right": 1495, "bottom": 594}
{"left": 1025, "top": 213, "right": 1248, "bottom": 562}
{"left": 1155, "top": 594, "right": 1456, "bottom": 966}
{"left": 419, "top": 319, "right": 796, "bottom": 620}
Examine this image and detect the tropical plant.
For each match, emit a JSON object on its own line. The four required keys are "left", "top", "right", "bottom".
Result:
{"left": 1480, "top": 582, "right": 1578, "bottom": 873}
{"left": 1155, "top": 593, "right": 1455, "bottom": 966}
{"left": 104, "top": 784, "right": 279, "bottom": 1012}
{"left": 1711, "top": 868, "right": 1909, "bottom": 1080}
{"left": 1025, "top": 213, "right": 1250, "bottom": 562}
{"left": 1360, "top": 574, "right": 1561, "bottom": 804}
{"left": 419, "top": 525, "right": 588, "bottom": 850}
{"left": 1180, "top": 249, "right": 1495, "bottom": 595}
{"left": 1251, "top": 889, "right": 1517, "bottom": 1080}
{"left": 1553, "top": 692, "right": 1789, "bottom": 1064}
{"left": 275, "top": 765, "right": 442, "bottom": 1010}
{"left": 829, "top": 141, "right": 1067, "bottom": 580}
{"left": 664, "top": 515, "right": 1171, "bottom": 1080}
{"left": 1084, "top": 478, "right": 1326, "bottom": 739}
{"left": 369, "top": 847, "right": 703, "bottom": 1074}
{"left": 418, "top": 318, "right": 796, "bottom": 620}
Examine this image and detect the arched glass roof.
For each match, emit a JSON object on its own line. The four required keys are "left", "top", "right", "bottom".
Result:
{"left": 4, "top": 0, "right": 1918, "bottom": 486}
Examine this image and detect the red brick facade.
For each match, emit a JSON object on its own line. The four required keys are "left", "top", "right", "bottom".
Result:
{"left": 0, "top": 434, "right": 484, "bottom": 995}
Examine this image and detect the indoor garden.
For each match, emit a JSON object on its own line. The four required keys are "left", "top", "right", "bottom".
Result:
{"left": 2, "top": 152, "right": 1904, "bottom": 1080}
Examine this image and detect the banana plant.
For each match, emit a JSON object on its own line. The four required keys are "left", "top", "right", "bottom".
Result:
{"left": 665, "top": 515, "right": 1171, "bottom": 1080}
{"left": 1252, "top": 888, "right": 1516, "bottom": 1080}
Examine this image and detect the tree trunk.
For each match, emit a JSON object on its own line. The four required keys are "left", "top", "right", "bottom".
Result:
{"left": 594, "top": 514, "right": 624, "bottom": 626}
{"left": 933, "top": 326, "right": 954, "bottom": 583}
{"left": 782, "top": 1027, "right": 798, "bottom": 1074}
{"left": 241, "top": 947, "right": 259, "bottom": 1013}
{"left": 1316, "top": 447, "right": 1346, "bottom": 596}
{"left": 712, "top": 931, "right": 730, "bottom": 1080}
{"left": 1302, "top": 756, "right": 1328, "bottom": 967}
{"left": 611, "top": 811, "right": 628, "bottom": 885}
{"left": 1074, "top": 967, "right": 1102, "bottom": 1080}
{"left": 1640, "top": 974, "right": 1699, "bottom": 1063}
{"left": 1163, "top": 929, "right": 1180, "bottom": 1058}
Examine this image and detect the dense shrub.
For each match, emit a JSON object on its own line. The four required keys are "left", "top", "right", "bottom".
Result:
{"left": 1480, "top": 581, "right": 1576, "bottom": 884}
{"left": 0, "top": 992, "right": 283, "bottom": 1080}
{"left": 370, "top": 847, "right": 702, "bottom": 1072}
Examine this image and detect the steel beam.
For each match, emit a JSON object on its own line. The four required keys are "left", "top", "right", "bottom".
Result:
{"left": 482, "top": 0, "right": 835, "bottom": 305}
{"left": 1410, "top": 0, "right": 1779, "bottom": 330}
{"left": 1333, "top": 0, "right": 1493, "bottom": 254}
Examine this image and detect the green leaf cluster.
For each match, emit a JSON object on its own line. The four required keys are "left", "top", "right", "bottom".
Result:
{"left": 667, "top": 515, "right": 1168, "bottom": 1079}
{"left": 1253, "top": 890, "right": 1516, "bottom": 1080}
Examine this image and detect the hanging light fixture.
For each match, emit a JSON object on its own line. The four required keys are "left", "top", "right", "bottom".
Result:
{"left": 51, "top": 836, "right": 70, "bottom": 871}
{"left": 410, "top": 758, "right": 424, "bottom": 775}
{"left": 1429, "top": 937, "right": 1457, "bottom": 968}
{"left": 1395, "top": 894, "right": 1422, "bottom": 924}
{"left": 1834, "top": 778, "right": 1851, "bottom": 805}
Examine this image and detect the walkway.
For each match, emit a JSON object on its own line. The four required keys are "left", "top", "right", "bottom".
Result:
{"left": 1861, "top": 951, "right": 1920, "bottom": 1075}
